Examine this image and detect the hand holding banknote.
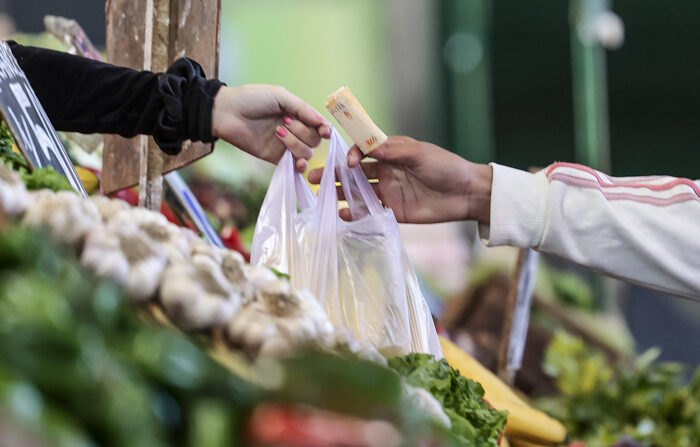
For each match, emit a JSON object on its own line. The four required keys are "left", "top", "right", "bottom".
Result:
{"left": 308, "top": 136, "right": 493, "bottom": 224}
{"left": 212, "top": 85, "right": 331, "bottom": 172}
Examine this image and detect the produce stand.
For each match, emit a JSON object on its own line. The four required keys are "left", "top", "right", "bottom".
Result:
{"left": 0, "top": 20, "right": 568, "bottom": 445}
{"left": 1, "top": 6, "right": 697, "bottom": 447}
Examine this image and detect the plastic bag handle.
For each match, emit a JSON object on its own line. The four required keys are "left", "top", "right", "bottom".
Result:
{"left": 324, "top": 129, "right": 384, "bottom": 217}
{"left": 295, "top": 168, "right": 316, "bottom": 211}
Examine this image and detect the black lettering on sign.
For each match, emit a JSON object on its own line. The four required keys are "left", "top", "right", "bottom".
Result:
{"left": 0, "top": 42, "right": 86, "bottom": 196}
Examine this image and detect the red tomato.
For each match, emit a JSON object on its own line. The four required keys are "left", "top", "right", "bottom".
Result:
{"left": 220, "top": 225, "right": 250, "bottom": 262}
{"left": 159, "top": 202, "right": 181, "bottom": 226}
{"left": 108, "top": 187, "right": 139, "bottom": 206}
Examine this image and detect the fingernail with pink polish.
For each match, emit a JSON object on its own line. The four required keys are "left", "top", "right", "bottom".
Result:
{"left": 284, "top": 116, "right": 293, "bottom": 125}
{"left": 276, "top": 126, "right": 288, "bottom": 137}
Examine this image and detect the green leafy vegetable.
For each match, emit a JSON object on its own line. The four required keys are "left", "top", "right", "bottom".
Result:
{"left": 1, "top": 120, "right": 73, "bottom": 192}
{"left": 0, "top": 224, "right": 257, "bottom": 447}
{"left": 537, "top": 331, "right": 700, "bottom": 447}
{"left": 20, "top": 166, "right": 74, "bottom": 192}
{"left": 0, "top": 121, "right": 28, "bottom": 172}
{"left": 389, "top": 353, "right": 507, "bottom": 446}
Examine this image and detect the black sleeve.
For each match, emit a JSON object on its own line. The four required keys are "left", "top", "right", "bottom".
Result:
{"left": 7, "top": 41, "right": 224, "bottom": 155}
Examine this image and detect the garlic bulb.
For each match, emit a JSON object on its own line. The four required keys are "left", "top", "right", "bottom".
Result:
{"left": 160, "top": 255, "right": 241, "bottom": 330}
{"left": 81, "top": 221, "right": 167, "bottom": 302}
{"left": 0, "top": 165, "right": 28, "bottom": 216}
{"left": 110, "top": 208, "right": 192, "bottom": 263}
{"left": 245, "top": 265, "right": 279, "bottom": 292}
{"left": 89, "top": 195, "right": 130, "bottom": 221}
{"left": 227, "top": 279, "right": 334, "bottom": 357}
{"left": 23, "top": 190, "right": 100, "bottom": 247}
{"left": 221, "top": 250, "right": 247, "bottom": 286}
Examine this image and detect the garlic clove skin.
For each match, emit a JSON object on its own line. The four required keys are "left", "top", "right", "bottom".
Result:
{"left": 221, "top": 251, "right": 247, "bottom": 286}
{"left": 246, "top": 265, "right": 278, "bottom": 291}
{"left": 111, "top": 208, "right": 193, "bottom": 264}
{"left": 126, "top": 256, "right": 167, "bottom": 302}
{"left": 160, "top": 258, "right": 242, "bottom": 331}
{"left": 81, "top": 225, "right": 129, "bottom": 284}
{"left": 0, "top": 166, "right": 29, "bottom": 216}
{"left": 23, "top": 191, "right": 100, "bottom": 247}
{"left": 242, "top": 315, "right": 279, "bottom": 348}
{"left": 82, "top": 221, "right": 167, "bottom": 302}
{"left": 258, "top": 335, "right": 295, "bottom": 358}
{"left": 89, "top": 196, "right": 130, "bottom": 221}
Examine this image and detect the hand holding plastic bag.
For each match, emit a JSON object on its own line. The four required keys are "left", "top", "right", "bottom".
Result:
{"left": 252, "top": 129, "right": 442, "bottom": 358}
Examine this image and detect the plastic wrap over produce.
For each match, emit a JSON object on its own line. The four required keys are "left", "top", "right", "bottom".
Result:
{"left": 252, "top": 129, "right": 442, "bottom": 358}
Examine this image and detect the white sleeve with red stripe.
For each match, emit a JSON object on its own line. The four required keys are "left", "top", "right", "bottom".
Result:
{"left": 479, "top": 162, "right": 700, "bottom": 298}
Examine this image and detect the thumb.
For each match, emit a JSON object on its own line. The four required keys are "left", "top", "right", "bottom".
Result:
{"left": 370, "top": 136, "right": 421, "bottom": 165}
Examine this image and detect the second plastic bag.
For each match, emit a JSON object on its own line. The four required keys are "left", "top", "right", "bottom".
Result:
{"left": 251, "top": 129, "right": 442, "bottom": 358}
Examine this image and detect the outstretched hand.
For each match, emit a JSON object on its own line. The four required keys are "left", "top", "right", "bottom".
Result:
{"left": 308, "top": 136, "right": 493, "bottom": 224}
{"left": 212, "top": 85, "right": 331, "bottom": 172}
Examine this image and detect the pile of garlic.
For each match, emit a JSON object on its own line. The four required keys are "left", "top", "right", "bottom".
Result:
{"left": 0, "top": 165, "right": 383, "bottom": 362}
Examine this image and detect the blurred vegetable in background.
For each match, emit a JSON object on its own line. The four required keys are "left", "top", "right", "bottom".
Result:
{"left": 537, "top": 331, "right": 700, "bottom": 447}
{"left": 0, "top": 224, "right": 257, "bottom": 447}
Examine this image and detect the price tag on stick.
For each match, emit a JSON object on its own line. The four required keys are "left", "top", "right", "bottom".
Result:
{"left": 0, "top": 42, "right": 87, "bottom": 196}
{"left": 164, "top": 172, "right": 224, "bottom": 247}
{"left": 506, "top": 248, "right": 540, "bottom": 371}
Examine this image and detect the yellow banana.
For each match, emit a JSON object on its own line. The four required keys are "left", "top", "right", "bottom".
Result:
{"left": 439, "top": 336, "right": 566, "bottom": 444}
{"left": 75, "top": 167, "right": 100, "bottom": 194}
{"left": 509, "top": 438, "right": 554, "bottom": 447}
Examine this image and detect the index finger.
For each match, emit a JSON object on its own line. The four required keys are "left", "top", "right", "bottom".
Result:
{"left": 275, "top": 87, "right": 325, "bottom": 129}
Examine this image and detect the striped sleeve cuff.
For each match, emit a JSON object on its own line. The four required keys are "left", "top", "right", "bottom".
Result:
{"left": 478, "top": 163, "right": 549, "bottom": 248}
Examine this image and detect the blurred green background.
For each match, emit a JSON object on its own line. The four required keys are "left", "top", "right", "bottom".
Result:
{"left": 2, "top": 0, "right": 699, "bottom": 364}
{"left": 5, "top": 0, "right": 699, "bottom": 179}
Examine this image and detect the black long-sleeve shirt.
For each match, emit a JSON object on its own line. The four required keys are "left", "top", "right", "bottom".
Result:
{"left": 8, "top": 41, "right": 224, "bottom": 155}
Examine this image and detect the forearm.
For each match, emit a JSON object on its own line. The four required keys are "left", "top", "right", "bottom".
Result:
{"left": 8, "top": 41, "right": 222, "bottom": 154}
{"left": 480, "top": 162, "right": 700, "bottom": 298}
{"left": 9, "top": 41, "right": 160, "bottom": 134}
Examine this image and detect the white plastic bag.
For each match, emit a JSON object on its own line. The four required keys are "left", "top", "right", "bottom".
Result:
{"left": 252, "top": 129, "right": 442, "bottom": 358}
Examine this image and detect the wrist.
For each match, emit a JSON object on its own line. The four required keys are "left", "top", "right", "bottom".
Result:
{"left": 462, "top": 162, "right": 492, "bottom": 224}
{"left": 211, "top": 87, "right": 228, "bottom": 138}
{"left": 211, "top": 86, "right": 238, "bottom": 140}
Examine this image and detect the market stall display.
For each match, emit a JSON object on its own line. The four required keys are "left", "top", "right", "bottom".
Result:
{"left": 0, "top": 148, "right": 515, "bottom": 445}
{"left": 6, "top": 9, "right": 691, "bottom": 446}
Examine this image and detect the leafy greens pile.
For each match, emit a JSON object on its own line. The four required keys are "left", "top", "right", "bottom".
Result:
{"left": 388, "top": 353, "right": 507, "bottom": 446}
{"left": 0, "top": 120, "right": 72, "bottom": 192}
{"left": 537, "top": 331, "right": 700, "bottom": 447}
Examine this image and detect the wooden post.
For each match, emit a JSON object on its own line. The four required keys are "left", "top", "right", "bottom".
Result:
{"left": 103, "top": 0, "right": 221, "bottom": 198}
